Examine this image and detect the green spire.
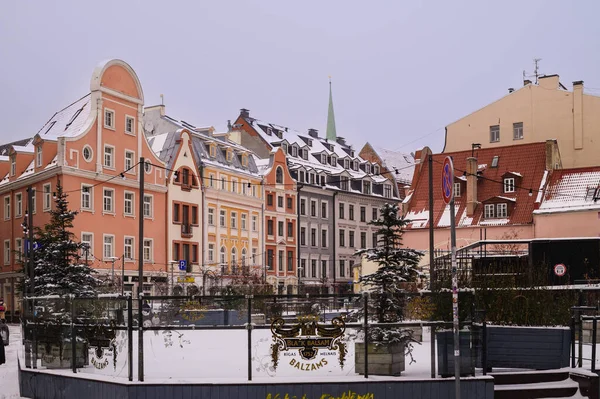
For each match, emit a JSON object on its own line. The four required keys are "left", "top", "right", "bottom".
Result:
{"left": 326, "top": 77, "right": 337, "bottom": 141}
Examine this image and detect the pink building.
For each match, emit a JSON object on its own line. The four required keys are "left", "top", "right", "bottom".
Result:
{"left": 0, "top": 60, "right": 167, "bottom": 319}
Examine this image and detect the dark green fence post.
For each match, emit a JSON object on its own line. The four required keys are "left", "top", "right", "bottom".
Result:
{"left": 71, "top": 295, "right": 76, "bottom": 373}
{"left": 247, "top": 295, "right": 253, "bottom": 381}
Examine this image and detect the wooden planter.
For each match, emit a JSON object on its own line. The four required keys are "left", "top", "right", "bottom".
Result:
{"left": 355, "top": 342, "right": 405, "bottom": 376}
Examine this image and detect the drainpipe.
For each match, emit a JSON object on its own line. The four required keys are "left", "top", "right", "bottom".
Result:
{"left": 296, "top": 183, "right": 303, "bottom": 293}
{"left": 261, "top": 179, "right": 266, "bottom": 286}
{"left": 199, "top": 161, "right": 206, "bottom": 289}
{"left": 332, "top": 191, "right": 338, "bottom": 294}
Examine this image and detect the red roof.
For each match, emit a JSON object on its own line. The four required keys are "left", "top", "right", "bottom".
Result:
{"left": 405, "top": 142, "right": 549, "bottom": 229}
{"left": 537, "top": 166, "right": 600, "bottom": 213}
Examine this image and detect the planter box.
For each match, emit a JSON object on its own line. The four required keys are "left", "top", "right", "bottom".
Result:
{"left": 355, "top": 342, "right": 405, "bottom": 376}
{"left": 436, "top": 330, "right": 475, "bottom": 377}
{"left": 485, "top": 326, "right": 570, "bottom": 370}
{"left": 39, "top": 342, "right": 88, "bottom": 369}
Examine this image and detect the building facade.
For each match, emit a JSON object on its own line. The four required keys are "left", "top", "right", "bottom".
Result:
{"left": 443, "top": 75, "right": 600, "bottom": 169}
{"left": 0, "top": 59, "right": 168, "bottom": 318}
{"left": 359, "top": 142, "right": 414, "bottom": 200}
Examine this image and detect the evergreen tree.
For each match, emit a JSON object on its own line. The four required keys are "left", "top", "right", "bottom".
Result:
{"left": 355, "top": 203, "right": 423, "bottom": 344}
{"left": 29, "top": 179, "right": 98, "bottom": 297}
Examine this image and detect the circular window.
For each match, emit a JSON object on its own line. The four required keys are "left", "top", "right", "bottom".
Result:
{"left": 144, "top": 161, "right": 152, "bottom": 174}
{"left": 82, "top": 146, "right": 93, "bottom": 162}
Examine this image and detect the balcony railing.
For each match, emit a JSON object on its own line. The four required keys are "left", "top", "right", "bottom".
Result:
{"left": 181, "top": 223, "right": 193, "bottom": 237}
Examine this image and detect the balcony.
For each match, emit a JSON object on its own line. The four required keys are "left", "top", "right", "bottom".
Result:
{"left": 181, "top": 223, "right": 193, "bottom": 238}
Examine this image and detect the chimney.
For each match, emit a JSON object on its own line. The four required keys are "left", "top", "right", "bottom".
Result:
{"left": 545, "top": 139, "right": 561, "bottom": 171}
{"left": 240, "top": 108, "right": 250, "bottom": 118}
{"left": 466, "top": 156, "right": 478, "bottom": 216}
{"left": 538, "top": 74, "right": 560, "bottom": 90}
{"left": 573, "top": 81, "right": 584, "bottom": 150}
{"left": 508, "top": 88, "right": 515, "bottom": 93}
{"left": 524, "top": 79, "right": 532, "bottom": 86}
{"left": 336, "top": 137, "right": 346, "bottom": 146}
{"left": 308, "top": 128, "right": 319, "bottom": 138}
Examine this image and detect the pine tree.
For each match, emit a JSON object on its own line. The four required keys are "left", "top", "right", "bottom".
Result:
{"left": 29, "top": 179, "right": 98, "bottom": 297}
{"left": 355, "top": 203, "right": 423, "bottom": 344}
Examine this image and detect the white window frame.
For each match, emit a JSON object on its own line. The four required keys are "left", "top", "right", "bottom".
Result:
{"left": 3, "top": 240, "right": 10, "bottom": 265}
{"left": 104, "top": 108, "right": 115, "bottom": 130}
{"left": 220, "top": 246, "right": 226, "bottom": 265}
{"left": 384, "top": 184, "right": 392, "bottom": 198}
{"left": 241, "top": 213, "right": 247, "bottom": 230}
{"left": 143, "top": 194, "right": 153, "bottom": 218}
{"left": 104, "top": 145, "right": 115, "bottom": 169}
{"left": 453, "top": 182, "right": 461, "bottom": 198}
{"left": 504, "top": 178, "right": 515, "bottom": 193}
{"left": 513, "top": 122, "right": 523, "bottom": 140}
{"left": 125, "top": 150, "right": 135, "bottom": 173}
{"left": 31, "top": 189, "right": 36, "bottom": 214}
{"left": 365, "top": 164, "right": 371, "bottom": 174}
{"left": 103, "top": 234, "right": 115, "bottom": 260}
{"left": 81, "top": 185, "right": 93, "bottom": 211}
{"left": 252, "top": 215, "right": 258, "bottom": 231}
{"left": 344, "top": 159, "right": 350, "bottom": 169}
{"left": 208, "top": 244, "right": 215, "bottom": 262}
{"left": 497, "top": 203, "right": 508, "bottom": 218}
{"left": 353, "top": 160, "right": 359, "bottom": 171}
{"left": 363, "top": 181, "right": 371, "bottom": 195}
{"left": 36, "top": 145, "right": 43, "bottom": 167}
{"left": 490, "top": 125, "right": 500, "bottom": 142}
{"left": 291, "top": 146, "right": 298, "bottom": 157}
{"left": 103, "top": 188, "right": 115, "bottom": 214}
{"left": 209, "top": 173, "right": 215, "bottom": 188}
{"left": 43, "top": 183, "right": 51, "bottom": 211}
{"left": 208, "top": 208, "right": 215, "bottom": 225}
{"left": 125, "top": 115, "right": 136, "bottom": 135}
{"left": 15, "top": 238, "right": 22, "bottom": 263}
{"left": 10, "top": 155, "right": 16, "bottom": 177}
{"left": 331, "top": 156, "right": 337, "bottom": 167}
{"left": 219, "top": 209, "right": 226, "bottom": 227}
{"left": 15, "top": 193, "right": 22, "bottom": 218}
{"left": 144, "top": 161, "right": 152, "bottom": 174}
{"left": 143, "top": 238, "right": 153, "bottom": 262}
{"left": 82, "top": 145, "right": 93, "bottom": 163}
{"left": 4, "top": 196, "right": 10, "bottom": 220}
{"left": 373, "top": 165, "right": 380, "bottom": 175}
{"left": 321, "top": 154, "right": 327, "bottom": 164}
{"left": 124, "top": 236, "right": 135, "bottom": 261}
{"left": 124, "top": 191, "right": 135, "bottom": 216}
{"left": 231, "top": 211, "right": 237, "bottom": 229}
{"left": 81, "top": 232, "right": 93, "bottom": 258}
{"left": 221, "top": 177, "right": 227, "bottom": 190}
{"left": 484, "top": 204, "right": 495, "bottom": 219}
{"left": 231, "top": 179, "right": 238, "bottom": 193}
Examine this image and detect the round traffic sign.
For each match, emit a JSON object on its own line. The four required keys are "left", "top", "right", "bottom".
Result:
{"left": 442, "top": 156, "right": 454, "bottom": 205}
{"left": 554, "top": 263, "right": 566, "bottom": 277}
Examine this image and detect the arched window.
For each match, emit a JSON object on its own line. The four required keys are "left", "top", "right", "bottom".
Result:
{"left": 241, "top": 248, "right": 247, "bottom": 266}
{"left": 231, "top": 247, "right": 237, "bottom": 265}
{"left": 220, "top": 246, "right": 226, "bottom": 264}
{"left": 276, "top": 166, "right": 284, "bottom": 184}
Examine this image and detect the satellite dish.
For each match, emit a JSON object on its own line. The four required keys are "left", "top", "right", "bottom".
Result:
{"left": 144, "top": 121, "right": 154, "bottom": 133}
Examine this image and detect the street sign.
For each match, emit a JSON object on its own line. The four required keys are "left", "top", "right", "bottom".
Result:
{"left": 178, "top": 260, "right": 187, "bottom": 271}
{"left": 554, "top": 263, "right": 566, "bottom": 277}
{"left": 177, "top": 277, "right": 195, "bottom": 283}
{"left": 442, "top": 156, "right": 454, "bottom": 205}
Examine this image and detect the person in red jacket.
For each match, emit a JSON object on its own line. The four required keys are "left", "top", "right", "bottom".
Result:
{"left": 0, "top": 298, "right": 5, "bottom": 322}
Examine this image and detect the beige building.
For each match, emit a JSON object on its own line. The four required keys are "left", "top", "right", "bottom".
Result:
{"left": 444, "top": 75, "right": 600, "bottom": 169}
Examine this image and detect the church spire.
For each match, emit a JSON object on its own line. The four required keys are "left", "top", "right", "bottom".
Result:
{"left": 326, "top": 76, "right": 337, "bottom": 141}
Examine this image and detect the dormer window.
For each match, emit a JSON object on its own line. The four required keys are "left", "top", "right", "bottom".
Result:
{"left": 209, "top": 144, "right": 216, "bottom": 158}
{"left": 266, "top": 127, "right": 273, "bottom": 136}
{"left": 362, "top": 181, "right": 371, "bottom": 195}
{"left": 241, "top": 154, "right": 248, "bottom": 167}
{"left": 340, "top": 177, "right": 349, "bottom": 191}
{"left": 365, "top": 164, "right": 371, "bottom": 174}
{"left": 353, "top": 160, "right": 359, "bottom": 171}
{"left": 453, "top": 182, "right": 461, "bottom": 197}
{"left": 227, "top": 150, "right": 234, "bottom": 162}
{"left": 320, "top": 175, "right": 326, "bottom": 186}
{"left": 302, "top": 149, "right": 308, "bottom": 160}
{"left": 321, "top": 154, "right": 327, "bottom": 164}
{"left": 344, "top": 159, "right": 350, "bottom": 169}
{"left": 503, "top": 178, "right": 515, "bottom": 193}
{"left": 282, "top": 143, "right": 288, "bottom": 154}
{"left": 291, "top": 146, "right": 298, "bottom": 157}
{"left": 10, "top": 155, "right": 16, "bottom": 177}
{"left": 373, "top": 165, "right": 380, "bottom": 175}
{"left": 586, "top": 186, "right": 600, "bottom": 201}
{"left": 384, "top": 185, "right": 392, "bottom": 198}
{"left": 36, "top": 145, "right": 43, "bottom": 167}
{"left": 484, "top": 203, "right": 508, "bottom": 218}
{"left": 331, "top": 155, "right": 337, "bottom": 167}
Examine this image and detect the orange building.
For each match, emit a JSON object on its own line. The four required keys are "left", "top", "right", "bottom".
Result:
{"left": 0, "top": 59, "right": 167, "bottom": 320}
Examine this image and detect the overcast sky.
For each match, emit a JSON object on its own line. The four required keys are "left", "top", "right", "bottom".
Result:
{"left": 1, "top": 1, "right": 599, "bottom": 155}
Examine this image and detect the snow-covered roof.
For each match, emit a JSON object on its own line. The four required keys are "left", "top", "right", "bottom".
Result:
{"left": 37, "top": 94, "right": 92, "bottom": 139}
{"left": 373, "top": 146, "right": 415, "bottom": 185}
{"left": 536, "top": 167, "right": 600, "bottom": 214}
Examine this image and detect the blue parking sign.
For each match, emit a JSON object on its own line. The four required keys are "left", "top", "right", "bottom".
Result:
{"left": 178, "top": 260, "right": 187, "bottom": 271}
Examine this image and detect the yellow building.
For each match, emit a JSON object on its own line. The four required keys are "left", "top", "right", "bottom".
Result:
{"left": 444, "top": 75, "right": 600, "bottom": 168}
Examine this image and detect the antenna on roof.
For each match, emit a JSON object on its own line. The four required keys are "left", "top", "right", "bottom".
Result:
{"left": 533, "top": 58, "right": 541, "bottom": 84}
{"left": 160, "top": 94, "right": 164, "bottom": 106}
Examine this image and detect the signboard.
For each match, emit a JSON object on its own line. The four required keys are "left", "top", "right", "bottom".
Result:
{"left": 177, "top": 276, "right": 195, "bottom": 283}
{"left": 442, "top": 156, "right": 455, "bottom": 205}
{"left": 178, "top": 260, "right": 187, "bottom": 271}
{"left": 554, "top": 263, "right": 566, "bottom": 277}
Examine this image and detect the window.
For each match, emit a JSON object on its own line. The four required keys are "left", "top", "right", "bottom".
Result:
{"left": 231, "top": 211, "right": 237, "bottom": 229}
{"left": 3, "top": 240, "right": 9, "bottom": 265}
{"left": 103, "top": 189, "right": 114, "bottom": 213}
{"left": 231, "top": 247, "right": 237, "bottom": 265}
{"left": 321, "top": 229, "right": 327, "bottom": 248}
{"left": 125, "top": 116, "right": 135, "bottom": 135}
{"left": 207, "top": 208, "right": 214, "bottom": 225}
{"left": 300, "top": 227, "right": 306, "bottom": 245}
{"left": 365, "top": 164, "right": 371, "bottom": 174}
{"left": 3, "top": 197, "right": 9, "bottom": 220}
{"left": 173, "top": 243, "right": 180, "bottom": 261}
{"left": 513, "top": 122, "right": 523, "bottom": 140}
{"left": 252, "top": 248, "right": 257, "bottom": 264}
{"left": 81, "top": 233, "right": 93, "bottom": 257}
{"left": 210, "top": 145, "right": 217, "bottom": 158}
{"left": 209, "top": 174, "right": 215, "bottom": 188}
{"left": 321, "top": 154, "right": 327, "bottom": 164}
{"left": 372, "top": 233, "right": 378, "bottom": 247}
{"left": 344, "top": 159, "right": 350, "bottom": 169}
{"left": 339, "top": 230, "right": 345, "bottom": 247}
{"left": 292, "top": 146, "right": 298, "bottom": 157}
{"left": 15, "top": 193, "right": 22, "bottom": 218}
{"left": 208, "top": 244, "right": 215, "bottom": 262}
{"left": 278, "top": 250, "right": 284, "bottom": 271}
{"left": 82, "top": 146, "right": 93, "bottom": 162}
{"left": 491, "top": 156, "right": 499, "bottom": 168}
{"left": 252, "top": 215, "right": 258, "bottom": 231}
{"left": 310, "top": 200, "right": 316, "bottom": 217}
{"left": 384, "top": 185, "right": 392, "bottom": 198}
{"left": 287, "top": 222, "right": 293, "bottom": 237}
{"left": 302, "top": 149, "right": 308, "bottom": 160}
{"left": 374, "top": 165, "right": 380, "bottom": 175}
{"left": 340, "top": 260, "right": 346, "bottom": 278}
{"left": 361, "top": 232, "right": 366, "bottom": 248}
{"left": 339, "top": 203, "right": 345, "bottom": 219}
{"left": 278, "top": 221, "right": 284, "bottom": 236}
{"left": 299, "top": 171, "right": 305, "bottom": 182}
{"left": 300, "top": 199, "right": 306, "bottom": 215}
{"left": 311, "top": 228, "right": 316, "bottom": 246}
{"left": 104, "top": 145, "right": 114, "bottom": 168}
{"left": 103, "top": 235, "right": 114, "bottom": 259}
{"left": 267, "top": 249, "right": 274, "bottom": 270}
{"left": 267, "top": 220, "right": 274, "bottom": 236}
{"left": 124, "top": 237, "right": 134, "bottom": 260}
{"left": 321, "top": 202, "right": 327, "bottom": 218}
{"left": 287, "top": 251, "right": 293, "bottom": 271}
{"left": 349, "top": 205, "right": 354, "bottom": 220}
{"left": 36, "top": 145, "right": 42, "bottom": 167}
{"left": 360, "top": 206, "right": 366, "bottom": 222}
{"left": 231, "top": 179, "right": 237, "bottom": 193}
{"left": 372, "top": 208, "right": 378, "bottom": 221}
{"left": 321, "top": 260, "right": 327, "bottom": 278}
{"left": 15, "top": 238, "right": 22, "bottom": 262}
{"left": 241, "top": 248, "right": 247, "bottom": 266}
{"left": 490, "top": 125, "right": 500, "bottom": 142}
{"left": 143, "top": 195, "right": 152, "bottom": 218}
{"left": 267, "top": 194, "right": 273, "bottom": 206}
{"left": 125, "top": 151, "right": 135, "bottom": 172}
{"left": 311, "top": 259, "right": 317, "bottom": 278}
{"left": 287, "top": 197, "right": 293, "bottom": 209}
{"left": 353, "top": 160, "right": 359, "bottom": 171}
{"left": 484, "top": 204, "right": 495, "bottom": 218}
{"left": 220, "top": 246, "right": 227, "bottom": 265}
{"left": 341, "top": 177, "right": 349, "bottom": 191}
{"left": 300, "top": 259, "right": 306, "bottom": 277}
{"left": 10, "top": 155, "right": 15, "bottom": 177}
{"left": 81, "top": 186, "right": 92, "bottom": 210}
{"left": 144, "top": 161, "right": 152, "bottom": 174}
{"left": 497, "top": 203, "right": 508, "bottom": 218}
{"left": 453, "top": 183, "right": 461, "bottom": 198}
{"left": 104, "top": 108, "right": 115, "bottom": 129}
{"left": 331, "top": 156, "right": 337, "bottom": 167}
{"left": 277, "top": 196, "right": 284, "bottom": 208}
{"left": 349, "top": 231, "right": 355, "bottom": 248}
{"left": 276, "top": 167, "right": 284, "bottom": 184}
{"left": 143, "top": 239, "right": 153, "bottom": 262}
{"left": 124, "top": 192, "right": 134, "bottom": 216}
{"left": 31, "top": 189, "right": 36, "bottom": 214}
{"left": 221, "top": 177, "right": 226, "bottom": 190}
{"left": 43, "top": 184, "right": 51, "bottom": 211}
{"left": 241, "top": 213, "right": 247, "bottom": 230}
{"left": 504, "top": 178, "right": 515, "bottom": 193}
{"left": 191, "top": 206, "right": 198, "bottom": 225}
{"left": 363, "top": 181, "right": 371, "bottom": 195}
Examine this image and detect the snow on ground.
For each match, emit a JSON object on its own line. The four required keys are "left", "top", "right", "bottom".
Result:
{"left": 0, "top": 325, "right": 25, "bottom": 399}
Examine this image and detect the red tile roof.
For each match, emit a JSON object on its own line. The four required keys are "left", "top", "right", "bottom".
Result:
{"left": 405, "top": 142, "right": 549, "bottom": 229}
{"left": 537, "top": 166, "right": 600, "bottom": 213}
